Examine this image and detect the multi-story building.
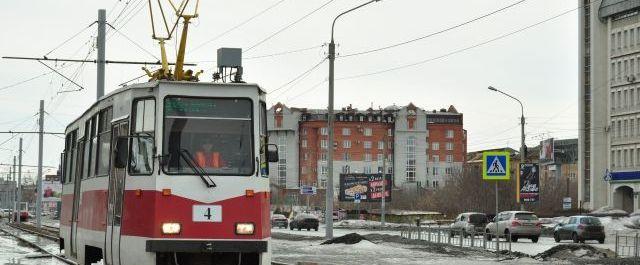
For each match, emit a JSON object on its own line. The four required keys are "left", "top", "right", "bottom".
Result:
{"left": 578, "top": 0, "right": 640, "bottom": 212}
{"left": 267, "top": 103, "right": 466, "bottom": 206}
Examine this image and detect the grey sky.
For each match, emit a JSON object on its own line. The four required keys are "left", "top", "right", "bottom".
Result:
{"left": 0, "top": 0, "right": 578, "bottom": 180}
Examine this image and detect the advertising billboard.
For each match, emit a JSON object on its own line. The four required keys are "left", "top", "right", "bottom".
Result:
{"left": 518, "top": 163, "right": 540, "bottom": 203}
{"left": 539, "top": 138, "right": 554, "bottom": 164}
{"left": 339, "top": 173, "right": 392, "bottom": 202}
{"left": 41, "top": 180, "right": 62, "bottom": 202}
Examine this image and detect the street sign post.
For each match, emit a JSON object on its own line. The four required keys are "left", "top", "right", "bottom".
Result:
{"left": 482, "top": 151, "right": 510, "bottom": 256}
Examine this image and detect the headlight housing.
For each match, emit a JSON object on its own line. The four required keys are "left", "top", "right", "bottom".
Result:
{"left": 161, "top": 223, "right": 181, "bottom": 235}
{"left": 235, "top": 223, "right": 255, "bottom": 235}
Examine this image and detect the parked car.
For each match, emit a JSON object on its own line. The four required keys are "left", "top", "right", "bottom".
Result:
{"left": 13, "top": 210, "right": 29, "bottom": 222}
{"left": 290, "top": 213, "right": 319, "bottom": 231}
{"left": 271, "top": 214, "right": 289, "bottom": 229}
{"left": 449, "top": 212, "right": 489, "bottom": 237}
{"left": 485, "top": 211, "right": 541, "bottom": 243}
{"left": 553, "top": 216, "right": 605, "bottom": 244}
{"left": 0, "top": 209, "right": 11, "bottom": 218}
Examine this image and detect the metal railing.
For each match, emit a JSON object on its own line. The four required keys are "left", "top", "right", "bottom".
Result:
{"left": 615, "top": 232, "right": 640, "bottom": 258}
{"left": 400, "top": 226, "right": 511, "bottom": 255}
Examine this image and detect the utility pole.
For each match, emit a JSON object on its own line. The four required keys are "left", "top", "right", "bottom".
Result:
{"left": 12, "top": 156, "right": 15, "bottom": 223}
{"left": 326, "top": 0, "right": 380, "bottom": 240}
{"left": 17, "top": 138, "right": 22, "bottom": 225}
{"left": 36, "top": 100, "right": 44, "bottom": 228}
{"left": 96, "top": 9, "right": 106, "bottom": 100}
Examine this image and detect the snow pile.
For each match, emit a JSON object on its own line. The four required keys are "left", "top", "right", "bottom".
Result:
{"left": 321, "top": 233, "right": 367, "bottom": 245}
{"left": 590, "top": 206, "right": 628, "bottom": 217}
{"left": 534, "top": 244, "right": 613, "bottom": 261}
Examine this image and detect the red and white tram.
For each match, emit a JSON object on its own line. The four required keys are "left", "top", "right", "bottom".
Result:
{"left": 60, "top": 81, "right": 277, "bottom": 265}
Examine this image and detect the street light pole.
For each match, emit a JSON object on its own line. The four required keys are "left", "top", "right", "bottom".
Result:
{"left": 326, "top": 0, "right": 380, "bottom": 240}
{"left": 488, "top": 86, "right": 525, "bottom": 210}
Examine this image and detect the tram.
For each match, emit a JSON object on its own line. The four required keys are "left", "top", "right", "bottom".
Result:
{"left": 60, "top": 80, "right": 277, "bottom": 265}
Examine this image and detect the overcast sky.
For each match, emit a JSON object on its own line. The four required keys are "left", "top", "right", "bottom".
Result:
{"left": 0, "top": 0, "right": 579, "bottom": 181}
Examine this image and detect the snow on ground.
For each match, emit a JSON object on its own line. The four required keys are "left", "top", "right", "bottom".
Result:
{"left": 0, "top": 228, "right": 65, "bottom": 265}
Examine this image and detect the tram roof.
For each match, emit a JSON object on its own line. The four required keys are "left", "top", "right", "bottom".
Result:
{"left": 65, "top": 80, "right": 266, "bottom": 132}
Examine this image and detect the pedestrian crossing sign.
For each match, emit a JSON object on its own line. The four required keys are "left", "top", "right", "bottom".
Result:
{"left": 482, "top": 151, "right": 510, "bottom": 180}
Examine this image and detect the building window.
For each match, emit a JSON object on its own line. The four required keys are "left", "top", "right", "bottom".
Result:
{"left": 278, "top": 135, "right": 287, "bottom": 187}
{"left": 377, "top": 153, "right": 384, "bottom": 162}
{"left": 388, "top": 128, "right": 393, "bottom": 136}
{"left": 433, "top": 155, "right": 440, "bottom": 162}
{"left": 364, "top": 128, "right": 372, "bottom": 136}
{"left": 446, "top": 142, "right": 453, "bottom": 151}
{"left": 364, "top": 153, "right": 372, "bottom": 162}
{"left": 445, "top": 167, "right": 453, "bottom": 174}
{"left": 426, "top": 129, "right": 429, "bottom": 138}
{"left": 320, "top": 127, "right": 328, "bottom": 135}
{"left": 343, "top": 152, "right": 351, "bottom": 162}
{"left": 363, "top": 166, "right": 372, "bottom": 174}
{"left": 432, "top": 167, "right": 438, "bottom": 175}
{"left": 303, "top": 153, "right": 309, "bottom": 161}
{"left": 446, "top": 130, "right": 454, "bottom": 138}
{"left": 364, "top": 141, "right": 372, "bottom": 149}
{"left": 378, "top": 141, "right": 385, "bottom": 150}
{"left": 342, "top": 128, "right": 351, "bottom": 135}
{"left": 321, "top": 139, "right": 328, "bottom": 149}
{"left": 342, "top": 165, "right": 350, "bottom": 173}
{"left": 446, "top": 155, "right": 453, "bottom": 163}
{"left": 302, "top": 139, "right": 307, "bottom": 148}
{"left": 302, "top": 128, "right": 307, "bottom": 135}
{"left": 432, "top": 142, "right": 440, "bottom": 151}
{"left": 320, "top": 152, "right": 328, "bottom": 161}
{"left": 343, "top": 140, "right": 351, "bottom": 148}
{"left": 405, "top": 136, "right": 416, "bottom": 182}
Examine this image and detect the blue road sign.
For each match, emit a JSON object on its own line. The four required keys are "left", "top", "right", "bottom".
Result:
{"left": 482, "top": 151, "right": 510, "bottom": 180}
{"left": 354, "top": 193, "right": 361, "bottom": 203}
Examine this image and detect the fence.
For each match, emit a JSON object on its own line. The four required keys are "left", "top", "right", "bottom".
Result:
{"left": 400, "top": 226, "right": 512, "bottom": 255}
{"left": 615, "top": 232, "right": 640, "bottom": 258}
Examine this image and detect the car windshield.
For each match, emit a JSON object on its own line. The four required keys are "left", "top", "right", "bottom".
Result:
{"left": 273, "top": 214, "right": 286, "bottom": 219}
{"left": 514, "top": 213, "right": 538, "bottom": 220}
{"left": 580, "top": 217, "right": 602, "bottom": 225}
{"left": 469, "top": 214, "right": 488, "bottom": 224}
{"left": 163, "top": 97, "right": 253, "bottom": 176}
{"left": 297, "top": 214, "right": 317, "bottom": 220}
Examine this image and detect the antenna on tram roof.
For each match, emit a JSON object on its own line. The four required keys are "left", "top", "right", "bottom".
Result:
{"left": 143, "top": 0, "right": 203, "bottom": 82}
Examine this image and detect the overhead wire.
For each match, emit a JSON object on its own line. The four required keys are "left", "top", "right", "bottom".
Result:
{"left": 44, "top": 22, "right": 98, "bottom": 58}
{"left": 107, "top": 23, "right": 160, "bottom": 60}
{"left": 268, "top": 58, "right": 327, "bottom": 96}
{"left": 188, "top": 0, "right": 288, "bottom": 54}
{"left": 338, "top": 0, "right": 526, "bottom": 58}
{"left": 244, "top": 0, "right": 334, "bottom": 52}
{"left": 336, "top": 4, "right": 581, "bottom": 81}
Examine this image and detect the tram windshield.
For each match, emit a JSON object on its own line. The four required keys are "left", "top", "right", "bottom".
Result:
{"left": 163, "top": 97, "right": 253, "bottom": 176}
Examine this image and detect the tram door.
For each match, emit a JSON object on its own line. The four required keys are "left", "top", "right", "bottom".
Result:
{"left": 106, "top": 121, "right": 128, "bottom": 265}
{"left": 70, "top": 138, "right": 85, "bottom": 258}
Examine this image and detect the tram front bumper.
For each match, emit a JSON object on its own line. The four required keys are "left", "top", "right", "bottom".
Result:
{"left": 146, "top": 240, "right": 268, "bottom": 253}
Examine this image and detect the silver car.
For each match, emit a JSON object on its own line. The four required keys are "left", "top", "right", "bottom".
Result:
{"left": 485, "top": 211, "right": 541, "bottom": 243}
{"left": 449, "top": 212, "right": 488, "bottom": 237}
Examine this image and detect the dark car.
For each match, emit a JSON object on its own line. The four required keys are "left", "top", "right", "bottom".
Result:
{"left": 271, "top": 214, "right": 288, "bottom": 229}
{"left": 290, "top": 213, "right": 319, "bottom": 231}
{"left": 553, "top": 216, "right": 605, "bottom": 243}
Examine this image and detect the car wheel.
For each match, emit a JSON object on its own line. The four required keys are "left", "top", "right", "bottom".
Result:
{"left": 531, "top": 236, "right": 539, "bottom": 243}
{"left": 298, "top": 227, "right": 301, "bottom": 231}
{"left": 290, "top": 226, "right": 294, "bottom": 230}
{"left": 449, "top": 231, "right": 455, "bottom": 238}
{"left": 307, "top": 228, "right": 310, "bottom": 231}
{"left": 554, "top": 233, "right": 561, "bottom": 243}
{"left": 485, "top": 231, "right": 492, "bottom": 241}
{"left": 511, "top": 235, "right": 518, "bottom": 242}
{"left": 572, "top": 233, "right": 579, "bottom": 243}
{"left": 315, "top": 227, "right": 318, "bottom": 231}
{"left": 598, "top": 238, "right": 605, "bottom": 244}
{"left": 463, "top": 231, "right": 468, "bottom": 238}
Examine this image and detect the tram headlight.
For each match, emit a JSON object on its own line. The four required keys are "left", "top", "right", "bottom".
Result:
{"left": 161, "top": 223, "right": 181, "bottom": 235}
{"left": 235, "top": 223, "right": 255, "bottom": 235}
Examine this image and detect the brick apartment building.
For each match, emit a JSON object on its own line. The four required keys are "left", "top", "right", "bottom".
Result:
{"left": 267, "top": 103, "right": 466, "bottom": 206}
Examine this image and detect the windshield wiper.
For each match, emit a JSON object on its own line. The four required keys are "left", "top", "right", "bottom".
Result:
{"left": 179, "top": 149, "right": 217, "bottom": 188}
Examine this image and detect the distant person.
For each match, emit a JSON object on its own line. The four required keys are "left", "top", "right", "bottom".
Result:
{"left": 195, "top": 137, "right": 222, "bottom": 168}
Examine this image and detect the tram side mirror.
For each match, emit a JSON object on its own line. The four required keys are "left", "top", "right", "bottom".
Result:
{"left": 114, "top": 137, "right": 129, "bottom": 168}
{"left": 266, "top": 144, "right": 279, "bottom": 163}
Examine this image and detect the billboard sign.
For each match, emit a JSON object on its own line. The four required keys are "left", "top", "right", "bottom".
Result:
{"left": 482, "top": 151, "right": 510, "bottom": 180}
{"left": 539, "top": 138, "right": 554, "bottom": 164}
{"left": 300, "top": 185, "right": 317, "bottom": 195}
{"left": 518, "top": 163, "right": 540, "bottom": 203}
{"left": 339, "top": 173, "right": 391, "bottom": 202}
{"left": 41, "top": 180, "right": 62, "bottom": 202}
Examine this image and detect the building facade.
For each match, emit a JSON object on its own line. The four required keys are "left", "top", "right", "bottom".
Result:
{"left": 267, "top": 103, "right": 466, "bottom": 206}
{"left": 579, "top": 0, "right": 640, "bottom": 212}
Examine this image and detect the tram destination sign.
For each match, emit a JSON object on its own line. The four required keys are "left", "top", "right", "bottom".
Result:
{"left": 164, "top": 97, "right": 251, "bottom": 118}
{"left": 339, "top": 173, "right": 391, "bottom": 202}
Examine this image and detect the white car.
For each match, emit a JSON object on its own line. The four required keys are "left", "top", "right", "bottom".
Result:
{"left": 0, "top": 209, "right": 11, "bottom": 218}
{"left": 485, "top": 211, "right": 541, "bottom": 243}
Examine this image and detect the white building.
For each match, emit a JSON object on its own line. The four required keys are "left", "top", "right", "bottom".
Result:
{"left": 579, "top": 0, "right": 640, "bottom": 213}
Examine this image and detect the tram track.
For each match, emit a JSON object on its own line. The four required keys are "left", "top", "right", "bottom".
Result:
{"left": 0, "top": 223, "right": 76, "bottom": 264}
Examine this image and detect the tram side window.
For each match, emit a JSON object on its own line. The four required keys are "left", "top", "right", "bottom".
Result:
{"left": 259, "top": 101, "right": 268, "bottom": 176}
{"left": 96, "top": 107, "right": 113, "bottom": 176}
{"left": 130, "top": 99, "right": 155, "bottom": 175}
{"left": 82, "top": 119, "right": 92, "bottom": 179}
{"left": 76, "top": 138, "right": 85, "bottom": 181}
{"left": 89, "top": 115, "right": 98, "bottom": 178}
{"left": 64, "top": 130, "right": 78, "bottom": 184}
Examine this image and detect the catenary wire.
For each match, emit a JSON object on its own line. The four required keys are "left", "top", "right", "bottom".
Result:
{"left": 338, "top": 0, "right": 526, "bottom": 58}
{"left": 269, "top": 58, "right": 327, "bottom": 95}
{"left": 244, "top": 0, "right": 334, "bottom": 52}
{"left": 188, "top": 0, "right": 288, "bottom": 54}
